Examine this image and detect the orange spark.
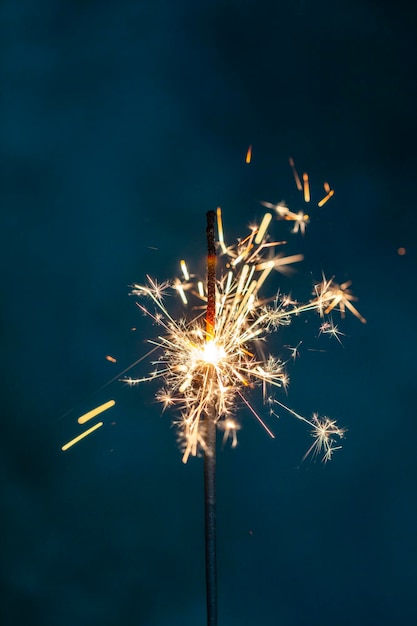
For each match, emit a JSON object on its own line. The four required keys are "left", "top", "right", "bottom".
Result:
{"left": 106, "top": 355, "right": 117, "bottom": 363}
{"left": 323, "top": 181, "right": 331, "bottom": 193}
{"left": 318, "top": 189, "right": 335, "bottom": 207}
{"left": 303, "top": 173, "right": 310, "bottom": 203}
{"left": 397, "top": 247, "right": 406, "bottom": 256}
{"left": 246, "top": 145, "right": 252, "bottom": 164}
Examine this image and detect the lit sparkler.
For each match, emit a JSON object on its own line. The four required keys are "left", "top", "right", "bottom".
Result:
{"left": 125, "top": 194, "right": 364, "bottom": 463}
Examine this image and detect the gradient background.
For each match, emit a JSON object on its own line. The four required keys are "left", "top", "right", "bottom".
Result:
{"left": 2, "top": 2, "right": 417, "bottom": 625}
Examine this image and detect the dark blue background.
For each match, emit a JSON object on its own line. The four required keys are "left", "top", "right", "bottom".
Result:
{"left": 2, "top": 2, "right": 416, "bottom": 625}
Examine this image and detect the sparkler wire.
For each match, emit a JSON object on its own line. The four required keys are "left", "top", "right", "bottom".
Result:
{"left": 204, "top": 209, "right": 217, "bottom": 626}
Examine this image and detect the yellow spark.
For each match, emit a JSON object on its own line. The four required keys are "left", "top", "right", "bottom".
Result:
{"left": 246, "top": 144, "right": 252, "bottom": 164}
{"left": 318, "top": 189, "right": 335, "bottom": 207}
{"left": 254, "top": 213, "right": 273, "bottom": 244}
{"left": 289, "top": 157, "right": 302, "bottom": 191}
{"left": 216, "top": 206, "right": 227, "bottom": 254}
{"left": 180, "top": 260, "right": 190, "bottom": 281}
{"left": 62, "top": 422, "right": 104, "bottom": 451}
{"left": 303, "top": 173, "right": 310, "bottom": 203}
{"left": 198, "top": 281, "right": 205, "bottom": 297}
{"left": 175, "top": 284, "right": 188, "bottom": 305}
{"left": 256, "top": 254, "right": 304, "bottom": 272}
{"left": 77, "top": 400, "right": 116, "bottom": 424}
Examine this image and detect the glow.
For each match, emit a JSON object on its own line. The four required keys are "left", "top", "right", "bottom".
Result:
{"left": 62, "top": 422, "right": 104, "bottom": 451}
{"left": 318, "top": 189, "right": 335, "bottom": 207}
{"left": 200, "top": 340, "right": 226, "bottom": 366}
{"left": 254, "top": 213, "right": 272, "bottom": 244}
{"left": 246, "top": 145, "right": 252, "bottom": 164}
{"left": 78, "top": 400, "right": 115, "bottom": 424}
{"left": 303, "top": 172, "right": 310, "bottom": 203}
{"left": 180, "top": 260, "right": 190, "bottom": 281}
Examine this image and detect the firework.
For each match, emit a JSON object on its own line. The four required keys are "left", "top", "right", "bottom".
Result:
{"left": 125, "top": 178, "right": 364, "bottom": 463}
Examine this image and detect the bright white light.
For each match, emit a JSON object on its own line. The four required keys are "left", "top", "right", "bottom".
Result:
{"left": 200, "top": 340, "right": 226, "bottom": 366}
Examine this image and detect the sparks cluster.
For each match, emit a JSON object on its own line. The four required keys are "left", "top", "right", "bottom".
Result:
{"left": 125, "top": 193, "right": 364, "bottom": 463}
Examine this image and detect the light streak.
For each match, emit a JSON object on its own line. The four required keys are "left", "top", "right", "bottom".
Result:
{"left": 216, "top": 206, "right": 227, "bottom": 254}
{"left": 289, "top": 157, "right": 302, "bottom": 191}
{"left": 198, "top": 281, "right": 205, "bottom": 298}
{"left": 175, "top": 283, "right": 188, "bottom": 305}
{"left": 128, "top": 201, "right": 363, "bottom": 463}
{"left": 303, "top": 173, "right": 310, "bottom": 203}
{"left": 77, "top": 399, "right": 116, "bottom": 424}
{"left": 255, "top": 213, "right": 273, "bottom": 244}
{"left": 246, "top": 145, "right": 252, "bottom": 164}
{"left": 106, "top": 355, "right": 117, "bottom": 363}
{"left": 180, "top": 260, "right": 190, "bottom": 281}
{"left": 318, "top": 189, "right": 335, "bottom": 207}
{"left": 62, "top": 422, "right": 104, "bottom": 451}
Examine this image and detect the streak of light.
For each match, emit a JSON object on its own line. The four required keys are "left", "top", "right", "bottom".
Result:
{"left": 62, "top": 422, "right": 104, "bottom": 451}
{"left": 254, "top": 213, "right": 273, "bottom": 244}
{"left": 180, "top": 260, "right": 190, "bottom": 281}
{"left": 318, "top": 189, "right": 335, "bottom": 207}
{"left": 216, "top": 207, "right": 227, "bottom": 254}
{"left": 303, "top": 173, "right": 310, "bottom": 203}
{"left": 246, "top": 145, "right": 252, "bottom": 163}
{"left": 77, "top": 400, "right": 116, "bottom": 425}
{"left": 289, "top": 157, "right": 302, "bottom": 191}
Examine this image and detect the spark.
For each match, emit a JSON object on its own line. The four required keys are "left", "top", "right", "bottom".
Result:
{"left": 289, "top": 157, "right": 303, "bottom": 191}
{"left": 273, "top": 401, "right": 345, "bottom": 463}
{"left": 62, "top": 422, "right": 104, "bottom": 451}
{"left": 318, "top": 320, "right": 345, "bottom": 345}
{"left": 219, "top": 418, "right": 240, "bottom": 448}
{"left": 246, "top": 145, "right": 252, "bottom": 164}
{"left": 255, "top": 213, "right": 273, "bottom": 244}
{"left": 180, "top": 260, "right": 190, "bottom": 281}
{"left": 77, "top": 399, "right": 116, "bottom": 424}
{"left": 216, "top": 206, "right": 228, "bottom": 254}
{"left": 314, "top": 275, "right": 366, "bottom": 324}
{"left": 303, "top": 173, "right": 310, "bottom": 203}
{"left": 318, "top": 189, "right": 335, "bottom": 207}
{"left": 128, "top": 206, "right": 362, "bottom": 463}
{"left": 286, "top": 341, "right": 302, "bottom": 360}
{"left": 260, "top": 201, "right": 309, "bottom": 236}
{"left": 106, "top": 355, "right": 117, "bottom": 363}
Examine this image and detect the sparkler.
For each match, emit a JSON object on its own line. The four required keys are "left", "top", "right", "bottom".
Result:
{"left": 60, "top": 155, "right": 365, "bottom": 626}
{"left": 61, "top": 158, "right": 359, "bottom": 466}
{"left": 127, "top": 202, "right": 364, "bottom": 464}
{"left": 125, "top": 183, "right": 363, "bottom": 623}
